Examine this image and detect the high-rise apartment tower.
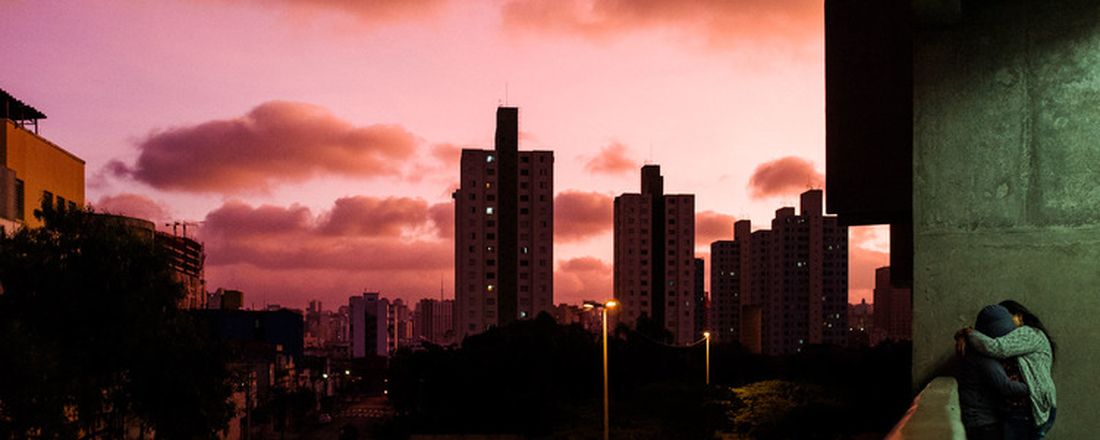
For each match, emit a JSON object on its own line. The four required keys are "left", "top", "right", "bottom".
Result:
{"left": 614, "top": 165, "right": 696, "bottom": 344}
{"left": 454, "top": 107, "right": 553, "bottom": 339}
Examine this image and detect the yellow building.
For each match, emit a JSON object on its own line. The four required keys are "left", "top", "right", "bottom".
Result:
{"left": 1, "top": 89, "right": 85, "bottom": 230}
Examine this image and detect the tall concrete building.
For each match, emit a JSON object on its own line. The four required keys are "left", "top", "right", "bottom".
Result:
{"left": 693, "top": 258, "right": 707, "bottom": 338}
{"left": 413, "top": 299, "right": 454, "bottom": 346}
{"left": 709, "top": 237, "right": 741, "bottom": 344}
{"left": 454, "top": 107, "right": 554, "bottom": 339}
{"left": 613, "top": 165, "right": 696, "bottom": 345}
{"left": 730, "top": 190, "right": 849, "bottom": 356}
{"left": 0, "top": 89, "right": 84, "bottom": 231}
{"left": 710, "top": 190, "right": 847, "bottom": 355}
{"left": 389, "top": 298, "right": 413, "bottom": 352}
{"left": 871, "top": 266, "right": 911, "bottom": 345}
{"left": 349, "top": 292, "right": 389, "bottom": 358}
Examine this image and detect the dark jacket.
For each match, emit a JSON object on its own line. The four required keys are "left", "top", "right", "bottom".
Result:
{"left": 958, "top": 351, "right": 1030, "bottom": 428}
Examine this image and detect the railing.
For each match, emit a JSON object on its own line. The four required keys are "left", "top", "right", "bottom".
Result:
{"left": 884, "top": 376, "right": 966, "bottom": 440}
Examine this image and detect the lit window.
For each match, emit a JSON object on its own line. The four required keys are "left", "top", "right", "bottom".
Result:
{"left": 487, "top": 155, "right": 494, "bottom": 163}
{"left": 487, "top": 284, "right": 494, "bottom": 292}
{"left": 486, "top": 207, "right": 494, "bottom": 215}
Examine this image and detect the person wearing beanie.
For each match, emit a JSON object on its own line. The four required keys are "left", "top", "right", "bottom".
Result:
{"left": 956, "top": 304, "right": 1030, "bottom": 440}
{"left": 967, "top": 301, "right": 1057, "bottom": 440}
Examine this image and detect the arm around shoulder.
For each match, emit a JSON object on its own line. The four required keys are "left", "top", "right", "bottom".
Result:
{"left": 967, "top": 327, "right": 1042, "bottom": 359}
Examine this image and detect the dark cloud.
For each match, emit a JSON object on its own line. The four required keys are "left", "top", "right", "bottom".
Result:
{"left": 501, "top": 0, "right": 821, "bottom": 49}
{"left": 583, "top": 142, "right": 637, "bottom": 175}
{"left": 555, "top": 257, "right": 613, "bottom": 304}
{"left": 554, "top": 190, "right": 613, "bottom": 241}
{"left": 110, "top": 101, "right": 418, "bottom": 193}
{"left": 320, "top": 196, "right": 430, "bottom": 237}
{"left": 200, "top": 197, "right": 453, "bottom": 272}
{"left": 695, "top": 210, "right": 736, "bottom": 247}
{"left": 93, "top": 193, "right": 172, "bottom": 223}
{"left": 747, "top": 156, "right": 824, "bottom": 199}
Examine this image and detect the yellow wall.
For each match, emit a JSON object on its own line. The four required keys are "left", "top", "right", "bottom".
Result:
{"left": 2, "top": 120, "right": 85, "bottom": 228}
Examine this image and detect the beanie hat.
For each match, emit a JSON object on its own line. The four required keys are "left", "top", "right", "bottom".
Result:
{"left": 976, "top": 304, "right": 1016, "bottom": 337}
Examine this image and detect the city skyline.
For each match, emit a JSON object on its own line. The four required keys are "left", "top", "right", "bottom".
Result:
{"left": 0, "top": 0, "right": 888, "bottom": 309}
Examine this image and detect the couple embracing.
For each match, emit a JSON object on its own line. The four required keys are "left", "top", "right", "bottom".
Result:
{"left": 956, "top": 300, "right": 1057, "bottom": 440}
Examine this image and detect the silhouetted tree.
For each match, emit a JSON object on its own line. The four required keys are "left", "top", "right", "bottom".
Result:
{"left": 0, "top": 206, "right": 233, "bottom": 438}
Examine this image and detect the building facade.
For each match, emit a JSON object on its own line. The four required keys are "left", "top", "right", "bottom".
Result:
{"left": 156, "top": 231, "right": 206, "bottom": 309}
{"left": 709, "top": 239, "right": 741, "bottom": 344}
{"left": 453, "top": 107, "right": 554, "bottom": 339}
{"left": 613, "top": 165, "right": 696, "bottom": 345}
{"left": 709, "top": 190, "right": 848, "bottom": 355}
{"left": 871, "top": 266, "right": 911, "bottom": 345}
{"left": 349, "top": 292, "right": 389, "bottom": 358}
{"left": 0, "top": 89, "right": 84, "bottom": 231}
{"left": 412, "top": 298, "right": 454, "bottom": 346}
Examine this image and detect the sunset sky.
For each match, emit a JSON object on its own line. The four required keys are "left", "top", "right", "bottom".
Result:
{"left": 1, "top": 0, "right": 888, "bottom": 309}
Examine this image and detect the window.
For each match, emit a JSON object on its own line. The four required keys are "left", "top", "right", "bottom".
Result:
{"left": 520, "top": 169, "right": 529, "bottom": 176}
{"left": 486, "top": 207, "right": 494, "bottom": 215}
{"left": 487, "top": 284, "right": 494, "bottom": 292}
{"left": 14, "top": 179, "right": 24, "bottom": 220}
{"left": 487, "top": 154, "right": 495, "bottom": 163}
{"left": 469, "top": 194, "right": 476, "bottom": 200}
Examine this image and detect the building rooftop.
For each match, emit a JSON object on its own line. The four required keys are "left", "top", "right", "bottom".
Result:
{"left": 1, "top": 88, "right": 46, "bottom": 121}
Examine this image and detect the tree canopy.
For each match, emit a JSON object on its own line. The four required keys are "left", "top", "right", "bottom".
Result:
{"left": 0, "top": 207, "right": 233, "bottom": 438}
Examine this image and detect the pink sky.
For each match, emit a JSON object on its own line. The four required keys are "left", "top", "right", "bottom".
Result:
{"left": 1, "top": 0, "right": 888, "bottom": 309}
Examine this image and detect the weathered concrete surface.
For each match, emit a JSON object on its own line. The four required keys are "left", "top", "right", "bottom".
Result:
{"left": 884, "top": 377, "right": 966, "bottom": 440}
{"left": 914, "top": 0, "right": 1100, "bottom": 438}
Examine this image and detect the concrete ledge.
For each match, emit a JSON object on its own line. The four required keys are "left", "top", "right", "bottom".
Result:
{"left": 885, "top": 376, "right": 966, "bottom": 440}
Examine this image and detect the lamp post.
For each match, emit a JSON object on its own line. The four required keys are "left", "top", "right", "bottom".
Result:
{"left": 703, "top": 331, "right": 711, "bottom": 385}
{"left": 583, "top": 299, "right": 618, "bottom": 440}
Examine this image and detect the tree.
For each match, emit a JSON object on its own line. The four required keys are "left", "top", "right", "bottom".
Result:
{"left": 0, "top": 206, "right": 233, "bottom": 438}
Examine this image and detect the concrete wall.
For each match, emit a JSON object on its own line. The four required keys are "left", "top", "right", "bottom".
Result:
{"left": 2, "top": 120, "right": 85, "bottom": 227}
{"left": 914, "top": 1, "right": 1100, "bottom": 437}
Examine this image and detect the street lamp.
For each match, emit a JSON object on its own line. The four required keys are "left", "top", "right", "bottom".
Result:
{"left": 704, "top": 330, "right": 712, "bottom": 385}
{"left": 583, "top": 299, "right": 618, "bottom": 440}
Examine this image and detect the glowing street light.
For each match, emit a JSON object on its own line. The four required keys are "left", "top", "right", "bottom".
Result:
{"left": 583, "top": 299, "right": 617, "bottom": 440}
{"left": 702, "top": 331, "right": 711, "bottom": 385}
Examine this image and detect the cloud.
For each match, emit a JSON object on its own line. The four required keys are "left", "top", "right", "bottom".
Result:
{"left": 554, "top": 190, "right": 613, "bottom": 241}
{"left": 320, "top": 196, "right": 430, "bottom": 237}
{"left": 428, "top": 201, "right": 455, "bottom": 239}
{"left": 555, "top": 257, "right": 613, "bottom": 304}
{"left": 848, "top": 225, "right": 890, "bottom": 304}
{"left": 200, "top": 197, "right": 453, "bottom": 272}
{"left": 431, "top": 143, "right": 463, "bottom": 166}
{"left": 848, "top": 247, "right": 888, "bottom": 291}
{"left": 109, "top": 101, "right": 418, "bottom": 193}
{"left": 93, "top": 193, "right": 172, "bottom": 223}
{"left": 695, "top": 210, "right": 736, "bottom": 246}
{"left": 221, "top": 0, "right": 448, "bottom": 25}
{"left": 583, "top": 142, "right": 637, "bottom": 175}
{"left": 747, "top": 156, "right": 824, "bottom": 199}
{"left": 849, "top": 224, "right": 890, "bottom": 254}
{"left": 500, "top": 0, "right": 822, "bottom": 49}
